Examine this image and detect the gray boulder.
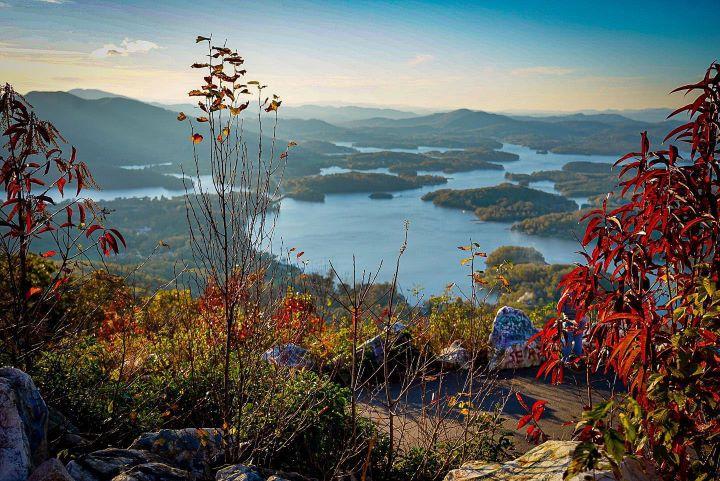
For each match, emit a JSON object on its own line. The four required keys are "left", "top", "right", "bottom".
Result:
{"left": 356, "top": 322, "right": 409, "bottom": 364}
{"left": 0, "top": 367, "right": 49, "bottom": 469}
{"left": 215, "top": 465, "right": 263, "bottom": 481}
{"left": 28, "top": 458, "right": 75, "bottom": 481}
{"left": 129, "top": 428, "right": 223, "bottom": 479}
{"left": 487, "top": 307, "right": 541, "bottom": 370}
{"left": 66, "top": 449, "right": 165, "bottom": 481}
{"left": 0, "top": 376, "right": 32, "bottom": 481}
{"left": 111, "top": 463, "right": 193, "bottom": 481}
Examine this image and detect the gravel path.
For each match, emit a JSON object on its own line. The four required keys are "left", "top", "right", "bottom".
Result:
{"left": 359, "top": 367, "right": 622, "bottom": 454}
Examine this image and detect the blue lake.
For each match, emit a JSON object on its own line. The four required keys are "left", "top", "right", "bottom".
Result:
{"left": 271, "top": 143, "right": 616, "bottom": 299}
{"left": 75, "top": 143, "right": 617, "bottom": 298}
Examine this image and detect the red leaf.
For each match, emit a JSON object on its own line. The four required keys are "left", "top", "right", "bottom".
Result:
{"left": 57, "top": 177, "right": 66, "bottom": 196}
{"left": 26, "top": 287, "right": 42, "bottom": 299}
{"left": 109, "top": 228, "right": 126, "bottom": 248}
{"left": 105, "top": 232, "right": 119, "bottom": 254}
{"left": 86, "top": 224, "right": 103, "bottom": 238}
{"left": 41, "top": 250, "right": 56, "bottom": 258}
{"left": 517, "top": 413, "right": 532, "bottom": 429}
{"left": 532, "top": 400, "right": 547, "bottom": 421}
{"left": 516, "top": 392, "right": 529, "bottom": 411}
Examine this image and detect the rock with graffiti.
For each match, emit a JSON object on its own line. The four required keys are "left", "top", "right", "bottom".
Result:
{"left": 488, "top": 306, "right": 542, "bottom": 370}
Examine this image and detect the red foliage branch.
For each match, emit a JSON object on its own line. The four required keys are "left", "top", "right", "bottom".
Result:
{"left": 1, "top": 84, "right": 125, "bottom": 364}
{"left": 534, "top": 63, "right": 720, "bottom": 478}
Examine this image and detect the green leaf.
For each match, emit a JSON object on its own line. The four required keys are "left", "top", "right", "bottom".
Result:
{"left": 618, "top": 412, "right": 637, "bottom": 445}
{"left": 702, "top": 277, "right": 716, "bottom": 296}
{"left": 565, "top": 442, "right": 601, "bottom": 480}
{"left": 603, "top": 428, "right": 626, "bottom": 462}
{"left": 584, "top": 400, "right": 613, "bottom": 422}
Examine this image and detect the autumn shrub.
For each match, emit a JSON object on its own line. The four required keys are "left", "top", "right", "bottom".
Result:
{"left": 536, "top": 63, "right": 720, "bottom": 480}
{"left": 482, "top": 262, "right": 573, "bottom": 309}
{"left": 0, "top": 84, "right": 125, "bottom": 368}
{"left": 235, "top": 365, "right": 362, "bottom": 477}
{"left": 390, "top": 446, "right": 444, "bottom": 481}
{"left": 308, "top": 316, "right": 381, "bottom": 368}
{"left": 415, "top": 294, "right": 494, "bottom": 359}
{"left": 384, "top": 404, "right": 512, "bottom": 481}
{"left": 33, "top": 336, "right": 223, "bottom": 448}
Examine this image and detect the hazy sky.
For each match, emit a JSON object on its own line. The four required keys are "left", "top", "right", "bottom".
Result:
{"left": 1, "top": 0, "right": 718, "bottom": 112}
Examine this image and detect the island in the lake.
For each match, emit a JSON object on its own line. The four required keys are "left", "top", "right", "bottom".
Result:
{"left": 505, "top": 161, "right": 618, "bottom": 197}
{"left": 285, "top": 171, "right": 447, "bottom": 202}
{"left": 422, "top": 182, "right": 577, "bottom": 221}
{"left": 369, "top": 192, "right": 393, "bottom": 199}
{"left": 340, "top": 149, "right": 515, "bottom": 174}
{"left": 511, "top": 209, "right": 589, "bottom": 238}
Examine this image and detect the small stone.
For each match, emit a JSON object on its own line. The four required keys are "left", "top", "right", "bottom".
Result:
{"left": 111, "top": 463, "right": 193, "bottom": 481}
{"left": 437, "top": 341, "right": 470, "bottom": 370}
{"left": 215, "top": 464, "right": 263, "bottom": 481}
{"left": 261, "top": 344, "right": 313, "bottom": 369}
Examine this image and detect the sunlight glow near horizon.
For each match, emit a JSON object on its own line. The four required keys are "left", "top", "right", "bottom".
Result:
{"left": 1, "top": 0, "right": 718, "bottom": 112}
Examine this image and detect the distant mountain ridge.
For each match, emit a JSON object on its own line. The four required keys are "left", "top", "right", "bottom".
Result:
{"left": 36, "top": 89, "right": 683, "bottom": 178}
{"left": 280, "top": 104, "right": 420, "bottom": 123}
{"left": 62, "top": 89, "right": 674, "bottom": 124}
{"left": 66, "top": 88, "right": 131, "bottom": 100}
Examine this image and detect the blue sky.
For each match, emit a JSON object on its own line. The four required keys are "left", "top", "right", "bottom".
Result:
{"left": 1, "top": 0, "right": 718, "bottom": 111}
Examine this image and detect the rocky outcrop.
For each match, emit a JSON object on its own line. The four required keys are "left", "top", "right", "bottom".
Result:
{"left": 215, "top": 465, "right": 315, "bottom": 481}
{"left": 66, "top": 449, "right": 166, "bottom": 481}
{"left": 443, "top": 441, "right": 614, "bottom": 481}
{"left": 1, "top": 375, "right": 31, "bottom": 481}
{"left": 129, "top": 428, "right": 223, "bottom": 479}
{"left": 0, "top": 367, "right": 50, "bottom": 481}
{"left": 443, "top": 440, "right": 659, "bottom": 480}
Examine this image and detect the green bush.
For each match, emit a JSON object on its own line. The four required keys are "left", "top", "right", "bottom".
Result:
{"left": 32, "top": 337, "right": 224, "bottom": 448}
{"left": 485, "top": 246, "right": 546, "bottom": 267}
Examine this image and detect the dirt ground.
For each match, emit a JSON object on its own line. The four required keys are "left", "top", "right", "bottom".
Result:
{"left": 359, "top": 366, "right": 622, "bottom": 454}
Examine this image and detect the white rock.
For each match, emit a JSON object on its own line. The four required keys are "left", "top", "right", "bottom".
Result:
{"left": 444, "top": 440, "right": 615, "bottom": 481}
